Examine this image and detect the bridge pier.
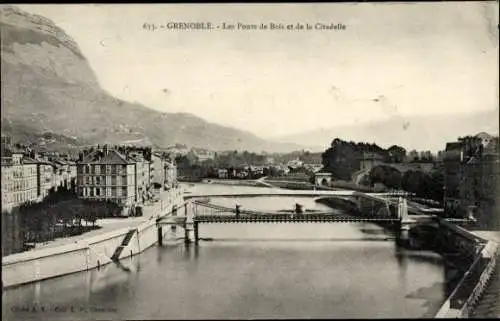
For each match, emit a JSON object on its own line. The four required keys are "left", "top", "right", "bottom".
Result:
{"left": 171, "top": 205, "right": 178, "bottom": 231}
{"left": 184, "top": 221, "right": 191, "bottom": 244}
{"left": 395, "top": 197, "right": 413, "bottom": 247}
{"left": 235, "top": 204, "right": 241, "bottom": 218}
{"left": 157, "top": 226, "right": 163, "bottom": 246}
{"left": 397, "top": 222, "right": 411, "bottom": 246}
{"left": 194, "top": 222, "right": 199, "bottom": 244}
{"left": 354, "top": 196, "right": 362, "bottom": 213}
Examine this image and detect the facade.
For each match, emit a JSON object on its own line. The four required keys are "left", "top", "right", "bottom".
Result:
{"left": 128, "top": 152, "right": 151, "bottom": 203}
{"left": 1, "top": 151, "right": 39, "bottom": 212}
{"left": 443, "top": 133, "right": 500, "bottom": 225}
{"left": 192, "top": 148, "right": 216, "bottom": 162}
{"left": 36, "top": 161, "right": 56, "bottom": 200}
{"left": 218, "top": 168, "right": 229, "bottom": 179}
{"left": 287, "top": 159, "right": 304, "bottom": 170}
{"left": 151, "top": 153, "right": 177, "bottom": 189}
{"left": 443, "top": 142, "right": 465, "bottom": 217}
{"left": 359, "top": 152, "right": 385, "bottom": 171}
{"left": 52, "top": 159, "right": 77, "bottom": 191}
{"left": 314, "top": 172, "right": 332, "bottom": 186}
{"left": 151, "top": 153, "right": 163, "bottom": 187}
{"left": 164, "top": 159, "right": 177, "bottom": 188}
{"left": 461, "top": 140, "right": 500, "bottom": 228}
{"left": 77, "top": 146, "right": 137, "bottom": 214}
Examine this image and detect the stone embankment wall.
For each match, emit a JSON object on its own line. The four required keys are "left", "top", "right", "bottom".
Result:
{"left": 201, "top": 179, "right": 262, "bottom": 187}
{"left": 2, "top": 188, "right": 185, "bottom": 288}
{"left": 434, "top": 222, "right": 499, "bottom": 318}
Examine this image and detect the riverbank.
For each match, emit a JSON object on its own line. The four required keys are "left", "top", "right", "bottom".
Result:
{"left": 469, "top": 253, "right": 500, "bottom": 318}
{"left": 201, "top": 178, "right": 264, "bottom": 187}
{"left": 2, "top": 187, "right": 185, "bottom": 288}
{"left": 435, "top": 235, "right": 498, "bottom": 318}
{"left": 315, "top": 195, "right": 499, "bottom": 318}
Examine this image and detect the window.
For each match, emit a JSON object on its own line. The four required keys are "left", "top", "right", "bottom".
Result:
{"left": 122, "top": 187, "right": 127, "bottom": 197}
{"left": 111, "top": 187, "right": 117, "bottom": 196}
{"left": 95, "top": 165, "right": 100, "bottom": 174}
{"left": 90, "top": 188, "right": 94, "bottom": 197}
{"left": 96, "top": 177, "right": 100, "bottom": 185}
{"left": 106, "top": 165, "right": 112, "bottom": 174}
{"left": 96, "top": 188, "right": 101, "bottom": 196}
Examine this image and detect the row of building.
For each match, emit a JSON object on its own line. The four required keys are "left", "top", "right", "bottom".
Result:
{"left": 208, "top": 161, "right": 324, "bottom": 180}
{"left": 443, "top": 132, "right": 499, "bottom": 227}
{"left": 1, "top": 143, "right": 77, "bottom": 212}
{"left": 76, "top": 145, "right": 177, "bottom": 214}
{"left": 1, "top": 136, "right": 178, "bottom": 215}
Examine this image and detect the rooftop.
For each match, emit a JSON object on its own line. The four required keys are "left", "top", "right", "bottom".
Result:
{"left": 445, "top": 142, "right": 463, "bottom": 152}
{"left": 79, "top": 148, "right": 131, "bottom": 165}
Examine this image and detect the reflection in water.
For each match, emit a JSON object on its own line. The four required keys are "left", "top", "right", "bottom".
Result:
{"left": 2, "top": 187, "right": 456, "bottom": 319}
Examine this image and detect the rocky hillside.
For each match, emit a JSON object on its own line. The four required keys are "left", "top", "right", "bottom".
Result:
{"left": 0, "top": 6, "right": 308, "bottom": 153}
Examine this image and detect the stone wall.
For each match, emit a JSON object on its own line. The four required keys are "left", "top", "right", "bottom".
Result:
{"left": 2, "top": 191, "right": 185, "bottom": 288}
{"left": 434, "top": 223, "right": 499, "bottom": 318}
{"left": 201, "top": 179, "right": 261, "bottom": 187}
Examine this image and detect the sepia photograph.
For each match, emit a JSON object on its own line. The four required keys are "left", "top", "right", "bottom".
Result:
{"left": 1, "top": 2, "right": 499, "bottom": 320}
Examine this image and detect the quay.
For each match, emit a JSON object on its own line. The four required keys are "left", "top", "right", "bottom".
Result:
{"left": 2, "top": 184, "right": 497, "bottom": 319}
{"left": 1, "top": 187, "right": 185, "bottom": 288}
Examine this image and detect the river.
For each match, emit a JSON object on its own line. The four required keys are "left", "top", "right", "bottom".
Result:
{"left": 2, "top": 183, "right": 459, "bottom": 320}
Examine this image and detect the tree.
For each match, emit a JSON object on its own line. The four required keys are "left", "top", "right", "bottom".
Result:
{"left": 408, "top": 150, "right": 419, "bottom": 162}
{"left": 387, "top": 145, "right": 406, "bottom": 163}
{"left": 369, "top": 165, "right": 402, "bottom": 189}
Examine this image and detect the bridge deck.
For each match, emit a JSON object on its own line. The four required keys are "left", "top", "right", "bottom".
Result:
{"left": 158, "top": 214, "right": 401, "bottom": 224}
{"left": 185, "top": 190, "right": 409, "bottom": 199}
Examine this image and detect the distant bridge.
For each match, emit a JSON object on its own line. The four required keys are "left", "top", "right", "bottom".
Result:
{"left": 156, "top": 194, "right": 442, "bottom": 245}
{"left": 184, "top": 189, "right": 413, "bottom": 200}
{"left": 184, "top": 190, "right": 442, "bottom": 216}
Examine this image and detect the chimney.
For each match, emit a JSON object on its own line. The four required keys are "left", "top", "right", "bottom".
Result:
{"left": 103, "top": 144, "right": 108, "bottom": 156}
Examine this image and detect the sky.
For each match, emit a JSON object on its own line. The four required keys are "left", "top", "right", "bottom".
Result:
{"left": 19, "top": 3, "right": 499, "bottom": 139}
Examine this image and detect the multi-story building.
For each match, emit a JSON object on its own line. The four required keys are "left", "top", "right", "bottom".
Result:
{"left": 191, "top": 148, "right": 216, "bottom": 162}
{"left": 1, "top": 149, "right": 39, "bottom": 212}
{"left": 128, "top": 151, "right": 151, "bottom": 203}
{"left": 151, "top": 152, "right": 178, "bottom": 189}
{"left": 36, "top": 160, "right": 56, "bottom": 200}
{"left": 443, "top": 141, "right": 467, "bottom": 217}
{"left": 359, "top": 152, "right": 385, "bottom": 172}
{"left": 443, "top": 132, "right": 499, "bottom": 226}
{"left": 52, "top": 159, "right": 77, "bottom": 191}
{"left": 77, "top": 146, "right": 137, "bottom": 215}
{"left": 461, "top": 137, "right": 499, "bottom": 228}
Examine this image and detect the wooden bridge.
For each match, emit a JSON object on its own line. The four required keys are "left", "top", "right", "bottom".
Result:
{"left": 193, "top": 214, "right": 400, "bottom": 224}
{"left": 155, "top": 197, "right": 434, "bottom": 245}
{"left": 183, "top": 189, "right": 404, "bottom": 200}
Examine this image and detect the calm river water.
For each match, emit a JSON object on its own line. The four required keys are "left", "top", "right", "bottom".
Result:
{"left": 2, "top": 183, "right": 459, "bottom": 320}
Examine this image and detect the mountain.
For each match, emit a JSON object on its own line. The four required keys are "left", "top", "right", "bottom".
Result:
{"left": 273, "top": 109, "right": 499, "bottom": 152}
{"left": 0, "top": 6, "right": 310, "bottom": 153}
